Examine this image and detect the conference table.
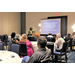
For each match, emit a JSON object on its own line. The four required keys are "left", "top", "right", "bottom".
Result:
{"left": 31, "top": 41, "right": 54, "bottom": 52}
{"left": 0, "top": 50, "right": 22, "bottom": 63}
{"left": 0, "top": 41, "right": 54, "bottom": 63}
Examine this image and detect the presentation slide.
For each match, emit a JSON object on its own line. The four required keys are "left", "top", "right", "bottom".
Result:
{"left": 41, "top": 19, "right": 61, "bottom": 34}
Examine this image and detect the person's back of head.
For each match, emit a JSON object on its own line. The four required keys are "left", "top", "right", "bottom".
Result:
{"left": 37, "top": 36, "right": 47, "bottom": 48}
{"left": 29, "top": 27, "right": 33, "bottom": 31}
{"left": 16, "top": 34, "right": 20, "bottom": 41}
{"left": 56, "top": 33, "right": 61, "bottom": 38}
{"left": 67, "top": 33, "right": 71, "bottom": 37}
{"left": 48, "top": 33, "right": 52, "bottom": 35}
{"left": 11, "top": 32, "right": 16, "bottom": 38}
{"left": 16, "top": 34, "right": 20, "bottom": 38}
{"left": 21, "top": 34, "right": 27, "bottom": 42}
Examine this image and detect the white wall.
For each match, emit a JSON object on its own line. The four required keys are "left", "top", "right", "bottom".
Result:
{"left": 0, "top": 12, "right": 21, "bottom": 36}
{"left": 26, "top": 12, "right": 75, "bottom": 35}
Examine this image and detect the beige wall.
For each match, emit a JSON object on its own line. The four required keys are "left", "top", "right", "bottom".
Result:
{"left": 0, "top": 12, "right": 21, "bottom": 36}
{"left": 26, "top": 12, "right": 75, "bottom": 35}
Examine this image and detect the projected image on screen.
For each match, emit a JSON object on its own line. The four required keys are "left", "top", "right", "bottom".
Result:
{"left": 41, "top": 19, "right": 61, "bottom": 34}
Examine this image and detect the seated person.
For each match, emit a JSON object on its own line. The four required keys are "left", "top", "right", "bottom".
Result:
{"left": 8, "top": 32, "right": 18, "bottom": 51}
{"left": 72, "top": 32, "right": 75, "bottom": 37}
{"left": 28, "top": 27, "right": 35, "bottom": 36}
{"left": 11, "top": 32, "right": 18, "bottom": 44}
{"left": 15, "top": 34, "right": 21, "bottom": 41}
{"left": 47, "top": 33, "right": 53, "bottom": 38}
{"left": 19, "top": 34, "right": 33, "bottom": 57}
{"left": 27, "top": 36, "right": 51, "bottom": 63}
{"left": 32, "top": 32, "right": 40, "bottom": 39}
{"left": 21, "top": 56, "right": 30, "bottom": 63}
{"left": 72, "top": 35, "right": 75, "bottom": 45}
{"left": 64, "top": 33, "right": 73, "bottom": 50}
{"left": 54, "top": 33, "right": 65, "bottom": 52}
{"left": 64, "top": 33, "right": 71, "bottom": 41}
{"left": 54, "top": 33, "right": 65, "bottom": 62}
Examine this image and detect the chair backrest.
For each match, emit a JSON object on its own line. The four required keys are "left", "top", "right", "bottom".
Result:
{"left": 3, "top": 34, "right": 8, "bottom": 41}
{"left": 0, "top": 42, "right": 4, "bottom": 50}
{"left": 65, "top": 37, "right": 73, "bottom": 50}
{"left": 51, "top": 38, "right": 55, "bottom": 42}
{"left": 46, "top": 37, "right": 52, "bottom": 42}
{"left": 19, "top": 43, "right": 28, "bottom": 56}
{"left": 10, "top": 44, "right": 19, "bottom": 54}
{"left": 47, "top": 42, "right": 54, "bottom": 54}
{"left": 62, "top": 41, "right": 69, "bottom": 52}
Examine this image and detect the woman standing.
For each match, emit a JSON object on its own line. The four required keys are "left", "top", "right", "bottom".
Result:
{"left": 28, "top": 27, "right": 35, "bottom": 36}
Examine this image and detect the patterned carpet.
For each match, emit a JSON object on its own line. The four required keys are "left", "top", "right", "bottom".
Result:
{"left": 61, "top": 51, "right": 75, "bottom": 63}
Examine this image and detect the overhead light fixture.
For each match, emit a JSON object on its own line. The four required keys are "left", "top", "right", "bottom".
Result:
{"left": 38, "top": 23, "right": 41, "bottom": 27}
{"left": 73, "top": 29, "right": 75, "bottom": 32}
{"left": 72, "top": 24, "right": 75, "bottom": 32}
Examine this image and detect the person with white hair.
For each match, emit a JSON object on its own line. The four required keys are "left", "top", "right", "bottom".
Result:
{"left": 53, "top": 33, "right": 65, "bottom": 62}
{"left": 54, "top": 33, "right": 65, "bottom": 52}
{"left": 15, "top": 34, "right": 21, "bottom": 41}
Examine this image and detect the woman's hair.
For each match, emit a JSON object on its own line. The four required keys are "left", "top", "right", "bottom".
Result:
{"left": 21, "top": 34, "right": 27, "bottom": 42}
{"left": 11, "top": 32, "right": 16, "bottom": 38}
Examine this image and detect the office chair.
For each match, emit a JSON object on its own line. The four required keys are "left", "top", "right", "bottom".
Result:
{"left": 52, "top": 41, "right": 69, "bottom": 63}
{"left": 10, "top": 44, "right": 19, "bottom": 54}
{"left": 19, "top": 43, "right": 28, "bottom": 57}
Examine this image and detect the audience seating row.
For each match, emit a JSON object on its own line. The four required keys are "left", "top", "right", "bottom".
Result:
{"left": 0, "top": 34, "right": 8, "bottom": 48}
{"left": 10, "top": 43, "right": 28, "bottom": 57}
{"left": 0, "top": 33, "right": 75, "bottom": 63}
{"left": 27, "top": 35, "right": 55, "bottom": 42}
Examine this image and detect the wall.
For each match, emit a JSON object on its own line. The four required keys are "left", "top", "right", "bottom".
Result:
{"left": 0, "top": 12, "right": 21, "bottom": 36}
{"left": 26, "top": 12, "right": 75, "bottom": 35}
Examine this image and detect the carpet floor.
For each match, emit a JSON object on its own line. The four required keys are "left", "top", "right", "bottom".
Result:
{"left": 60, "top": 51, "right": 75, "bottom": 63}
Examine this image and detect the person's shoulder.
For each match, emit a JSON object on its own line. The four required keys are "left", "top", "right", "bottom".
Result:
{"left": 46, "top": 49, "right": 51, "bottom": 53}
{"left": 28, "top": 30, "right": 30, "bottom": 31}
{"left": 57, "top": 38, "right": 63, "bottom": 42}
{"left": 33, "top": 49, "right": 43, "bottom": 55}
{"left": 31, "top": 51, "right": 39, "bottom": 59}
{"left": 27, "top": 40, "right": 31, "bottom": 43}
{"left": 60, "top": 38, "right": 65, "bottom": 42}
{"left": 59, "top": 37, "right": 62, "bottom": 39}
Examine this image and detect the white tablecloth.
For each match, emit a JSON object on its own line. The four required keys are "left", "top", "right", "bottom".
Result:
{"left": 0, "top": 50, "right": 22, "bottom": 63}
